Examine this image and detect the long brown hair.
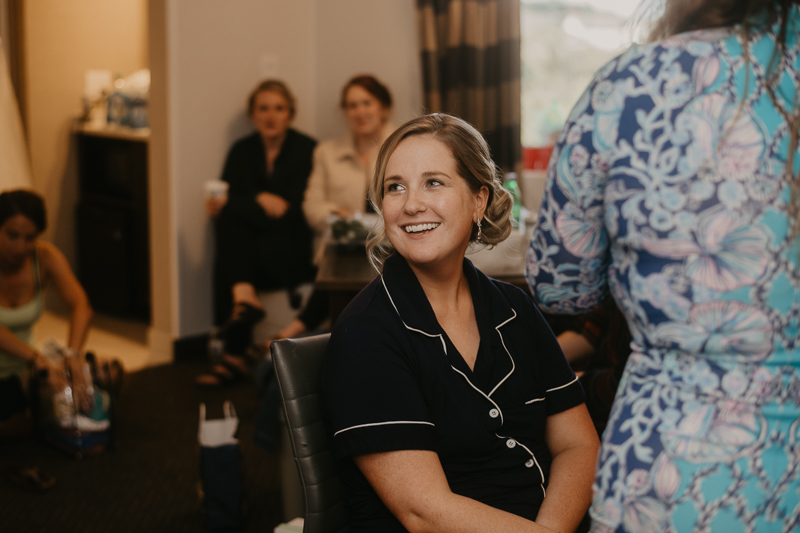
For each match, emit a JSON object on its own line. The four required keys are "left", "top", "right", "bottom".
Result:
{"left": 340, "top": 75, "right": 393, "bottom": 110}
{"left": 647, "top": 1, "right": 800, "bottom": 236}
{"left": 647, "top": 0, "right": 796, "bottom": 40}
{"left": 0, "top": 189, "right": 46, "bottom": 233}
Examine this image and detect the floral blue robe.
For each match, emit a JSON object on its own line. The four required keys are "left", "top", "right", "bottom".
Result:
{"left": 527, "top": 8, "right": 800, "bottom": 533}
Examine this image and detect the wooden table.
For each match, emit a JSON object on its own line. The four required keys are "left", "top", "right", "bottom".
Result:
{"left": 314, "top": 244, "right": 376, "bottom": 324}
{"left": 315, "top": 241, "right": 530, "bottom": 325}
{"left": 315, "top": 243, "right": 377, "bottom": 292}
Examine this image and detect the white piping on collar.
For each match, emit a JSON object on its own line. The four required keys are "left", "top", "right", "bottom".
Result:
{"left": 381, "top": 273, "right": 520, "bottom": 425}
{"left": 381, "top": 275, "right": 447, "bottom": 354}
{"left": 382, "top": 270, "right": 547, "bottom": 492}
{"left": 449, "top": 365, "right": 505, "bottom": 426}
{"left": 452, "top": 310, "right": 518, "bottom": 427}
{"left": 488, "top": 310, "right": 517, "bottom": 397}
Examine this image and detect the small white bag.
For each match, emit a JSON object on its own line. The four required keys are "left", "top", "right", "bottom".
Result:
{"left": 198, "top": 401, "right": 245, "bottom": 529}
{"left": 198, "top": 401, "right": 239, "bottom": 447}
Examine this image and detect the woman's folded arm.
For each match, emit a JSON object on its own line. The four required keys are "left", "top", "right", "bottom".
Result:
{"left": 355, "top": 449, "right": 559, "bottom": 533}
{"left": 535, "top": 404, "right": 600, "bottom": 533}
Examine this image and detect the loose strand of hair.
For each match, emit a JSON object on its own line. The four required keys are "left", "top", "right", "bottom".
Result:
{"left": 766, "top": 82, "right": 800, "bottom": 241}
{"left": 714, "top": 23, "right": 752, "bottom": 165}
{"left": 761, "top": 3, "right": 800, "bottom": 241}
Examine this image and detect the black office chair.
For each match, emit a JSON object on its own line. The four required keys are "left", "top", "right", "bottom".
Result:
{"left": 271, "top": 334, "right": 350, "bottom": 533}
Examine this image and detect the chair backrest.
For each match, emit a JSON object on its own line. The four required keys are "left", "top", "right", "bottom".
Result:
{"left": 271, "top": 334, "right": 350, "bottom": 533}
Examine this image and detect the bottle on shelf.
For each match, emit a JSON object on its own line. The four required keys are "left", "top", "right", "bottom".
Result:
{"left": 208, "top": 327, "right": 225, "bottom": 366}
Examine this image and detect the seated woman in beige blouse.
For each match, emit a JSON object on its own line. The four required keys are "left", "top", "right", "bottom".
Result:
{"left": 274, "top": 75, "right": 395, "bottom": 340}
{"left": 302, "top": 74, "right": 395, "bottom": 234}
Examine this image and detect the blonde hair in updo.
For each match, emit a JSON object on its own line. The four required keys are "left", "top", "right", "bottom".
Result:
{"left": 366, "top": 113, "right": 513, "bottom": 273}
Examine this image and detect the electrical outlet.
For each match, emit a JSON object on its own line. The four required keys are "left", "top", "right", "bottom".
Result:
{"left": 259, "top": 54, "right": 279, "bottom": 79}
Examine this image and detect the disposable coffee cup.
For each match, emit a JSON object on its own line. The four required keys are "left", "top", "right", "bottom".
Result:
{"left": 521, "top": 170, "right": 547, "bottom": 214}
{"left": 204, "top": 180, "right": 229, "bottom": 200}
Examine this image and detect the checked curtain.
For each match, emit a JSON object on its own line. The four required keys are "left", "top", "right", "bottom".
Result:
{"left": 417, "top": 0, "right": 521, "bottom": 171}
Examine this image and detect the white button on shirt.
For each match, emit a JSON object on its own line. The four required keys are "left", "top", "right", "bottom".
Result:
{"left": 489, "top": 408, "right": 499, "bottom": 418}
{"left": 525, "top": 459, "right": 535, "bottom": 468}
{"left": 506, "top": 439, "right": 516, "bottom": 448}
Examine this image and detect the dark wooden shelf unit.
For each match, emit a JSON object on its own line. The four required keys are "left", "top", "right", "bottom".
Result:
{"left": 75, "top": 128, "right": 150, "bottom": 321}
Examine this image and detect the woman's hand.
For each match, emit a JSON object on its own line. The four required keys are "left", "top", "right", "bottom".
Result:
{"left": 31, "top": 353, "right": 69, "bottom": 395}
{"left": 31, "top": 352, "right": 55, "bottom": 378}
{"left": 63, "top": 355, "right": 94, "bottom": 413}
{"left": 0, "top": 326, "right": 63, "bottom": 389}
{"left": 206, "top": 197, "right": 228, "bottom": 217}
{"left": 256, "top": 192, "right": 290, "bottom": 218}
{"left": 33, "top": 354, "right": 92, "bottom": 413}
{"left": 333, "top": 207, "right": 356, "bottom": 219}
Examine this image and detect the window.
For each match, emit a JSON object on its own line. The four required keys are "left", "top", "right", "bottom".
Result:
{"left": 520, "top": 0, "right": 642, "bottom": 150}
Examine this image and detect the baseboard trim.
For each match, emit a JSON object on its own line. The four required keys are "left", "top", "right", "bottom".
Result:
{"left": 147, "top": 326, "right": 174, "bottom": 366}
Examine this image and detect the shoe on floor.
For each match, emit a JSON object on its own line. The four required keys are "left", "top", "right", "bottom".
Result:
{"left": 6, "top": 465, "right": 55, "bottom": 492}
{"left": 218, "top": 303, "right": 266, "bottom": 355}
{"left": 195, "top": 354, "right": 252, "bottom": 389}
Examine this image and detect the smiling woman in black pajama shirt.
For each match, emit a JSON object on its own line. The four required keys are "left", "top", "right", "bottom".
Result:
{"left": 322, "top": 114, "right": 599, "bottom": 533}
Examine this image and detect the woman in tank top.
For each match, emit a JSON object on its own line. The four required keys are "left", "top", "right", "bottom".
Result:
{"left": 0, "top": 189, "right": 93, "bottom": 435}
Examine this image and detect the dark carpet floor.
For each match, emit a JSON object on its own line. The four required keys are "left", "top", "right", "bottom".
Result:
{"left": 0, "top": 361, "right": 286, "bottom": 533}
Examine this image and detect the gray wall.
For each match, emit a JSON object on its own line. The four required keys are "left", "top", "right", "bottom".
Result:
{"left": 166, "top": 0, "right": 423, "bottom": 336}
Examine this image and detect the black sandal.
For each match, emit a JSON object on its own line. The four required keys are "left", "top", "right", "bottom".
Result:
{"left": 218, "top": 303, "right": 266, "bottom": 355}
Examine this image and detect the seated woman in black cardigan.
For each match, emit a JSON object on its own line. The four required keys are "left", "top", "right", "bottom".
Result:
{"left": 198, "top": 80, "right": 316, "bottom": 387}
{"left": 323, "top": 114, "right": 599, "bottom": 532}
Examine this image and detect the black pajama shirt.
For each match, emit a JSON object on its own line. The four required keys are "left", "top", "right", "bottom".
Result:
{"left": 322, "top": 253, "right": 586, "bottom": 532}
{"left": 213, "top": 129, "right": 317, "bottom": 325}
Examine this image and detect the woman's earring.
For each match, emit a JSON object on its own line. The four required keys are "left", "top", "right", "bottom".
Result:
{"left": 476, "top": 218, "right": 482, "bottom": 242}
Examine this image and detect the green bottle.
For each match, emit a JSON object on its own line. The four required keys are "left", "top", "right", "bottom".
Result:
{"left": 503, "top": 172, "right": 521, "bottom": 225}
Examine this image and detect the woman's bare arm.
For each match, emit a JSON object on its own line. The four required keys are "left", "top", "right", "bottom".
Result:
{"left": 0, "top": 323, "right": 61, "bottom": 391}
{"left": 535, "top": 404, "right": 600, "bottom": 532}
{"left": 255, "top": 192, "right": 290, "bottom": 218}
{"left": 557, "top": 330, "right": 595, "bottom": 365}
{"left": 355, "top": 449, "right": 558, "bottom": 533}
{"left": 38, "top": 242, "right": 93, "bottom": 354}
{"left": 0, "top": 323, "right": 39, "bottom": 363}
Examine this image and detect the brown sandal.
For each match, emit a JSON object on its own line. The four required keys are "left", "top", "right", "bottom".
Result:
{"left": 195, "top": 354, "right": 252, "bottom": 389}
{"left": 7, "top": 465, "right": 55, "bottom": 492}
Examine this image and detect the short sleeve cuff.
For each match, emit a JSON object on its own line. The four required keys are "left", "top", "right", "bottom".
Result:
{"left": 333, "top": 421, "right": 438, "bottom": 459}
{"left": 546, "top": 378, "right": 586, "bottom": 416}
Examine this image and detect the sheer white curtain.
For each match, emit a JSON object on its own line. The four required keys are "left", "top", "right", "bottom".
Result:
{"left": 0, "top": 35, "right": 31, "bottom": 191}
